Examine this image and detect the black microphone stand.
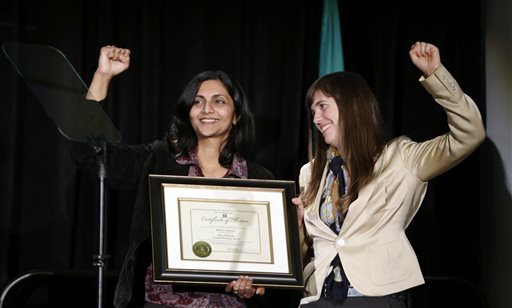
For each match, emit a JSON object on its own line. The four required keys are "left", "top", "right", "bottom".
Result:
{"left": 92, "top": 139, "right": 109, "bottom": 308}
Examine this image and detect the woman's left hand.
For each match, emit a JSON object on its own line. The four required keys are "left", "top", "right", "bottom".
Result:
{"left": 225, "top": 275, "right": 265, "bottom": 299}
{"left": 409, "top": 41, "right": 440, "bottom": 77}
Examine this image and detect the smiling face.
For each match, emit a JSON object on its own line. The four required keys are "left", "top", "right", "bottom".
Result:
{"left": 311, "top": 90, "right": 342, "bottom": 150}
{"left": 189, "top": 79, "right": 237, "bottom": 142}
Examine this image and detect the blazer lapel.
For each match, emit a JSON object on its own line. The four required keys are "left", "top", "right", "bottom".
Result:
{"left": 339, "top": 151, "right": 386, "bottom": 234}
{"left": 308, "top": 164, "right": 339, "bottom": 239}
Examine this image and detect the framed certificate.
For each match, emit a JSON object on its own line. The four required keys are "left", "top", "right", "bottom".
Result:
{"left": 148, "top": 174, "right": 303, "bottom": 289}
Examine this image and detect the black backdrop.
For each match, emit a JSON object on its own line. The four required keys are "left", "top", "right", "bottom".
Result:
{"left": 0, "top": 0, "right": 485, "bottom": 307}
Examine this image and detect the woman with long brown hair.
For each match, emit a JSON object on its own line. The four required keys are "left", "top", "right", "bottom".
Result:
{"left": 293, "top": 41, "right": 485, "bottom": 307}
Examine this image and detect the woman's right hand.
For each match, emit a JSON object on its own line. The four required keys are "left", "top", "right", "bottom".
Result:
{"left": 97, "top": 45, "right": 131, "bottom": 77}
{"left": 87, "top": 45, "right": 130, "bottom": 101}
{"left": 292, "top": 197, "right": 304, "bottom": 227}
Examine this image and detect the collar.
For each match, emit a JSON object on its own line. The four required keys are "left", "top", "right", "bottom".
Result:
{"left": 175, "top": 148, "right": 248, "bottom": 178}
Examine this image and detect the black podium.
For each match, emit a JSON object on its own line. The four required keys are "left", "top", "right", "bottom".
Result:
{"left": 2, "top": 42, "right": 121, "bottom": 308}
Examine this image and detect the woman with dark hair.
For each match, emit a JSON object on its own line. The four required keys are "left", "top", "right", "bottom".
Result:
{"left": 168, "top": 70, "right": 255, "bottom": 169}
{"left": 292, "top": 41, "right": 486, "bottom": 307}
{"left": 86, "top": 46, "right": 271, "bottom": 307}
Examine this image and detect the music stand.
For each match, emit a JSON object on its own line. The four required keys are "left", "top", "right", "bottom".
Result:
{"left": 2, "top": 42, "right": 121, "bottom": 308}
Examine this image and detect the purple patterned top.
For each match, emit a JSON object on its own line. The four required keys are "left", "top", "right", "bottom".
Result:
{"left": 145, "top": 149, "right": 248, "bottom": 307}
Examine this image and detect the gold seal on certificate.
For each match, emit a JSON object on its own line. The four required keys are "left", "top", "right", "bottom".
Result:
{"left": 192, "top": 241, "right": 212, "bottom": 258}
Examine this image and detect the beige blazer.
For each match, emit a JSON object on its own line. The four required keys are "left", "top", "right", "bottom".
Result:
{"left": 298, "top": 64, "right": 486, "bottom": 305}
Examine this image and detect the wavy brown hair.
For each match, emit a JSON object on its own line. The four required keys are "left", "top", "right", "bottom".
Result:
{"left": 302, "top": 71, "right": 389, "bottom": 215}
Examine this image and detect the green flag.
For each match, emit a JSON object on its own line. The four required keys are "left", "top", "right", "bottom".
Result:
{"left": 319, "top": 0, "right": 344, "bottom": 76}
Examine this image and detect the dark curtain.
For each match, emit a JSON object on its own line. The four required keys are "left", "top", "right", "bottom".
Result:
{"left": 0, "top": 0, "right": 485, "bottom": 307}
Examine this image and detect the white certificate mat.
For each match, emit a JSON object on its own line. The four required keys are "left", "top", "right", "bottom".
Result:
{"left": 164, "top": 185, "right": 286, "bottom": 273}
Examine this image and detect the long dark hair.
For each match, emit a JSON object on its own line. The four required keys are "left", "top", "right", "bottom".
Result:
{"left": 302, "top": 71, "right": 389, "bottom": 214}
{"left": 167, "top": 70, "right": 255, "bottom": 167}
